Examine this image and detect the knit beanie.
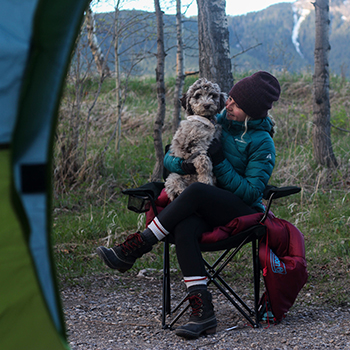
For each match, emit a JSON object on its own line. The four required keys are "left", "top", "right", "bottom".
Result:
{"left": 228, "top": 71, "right": 281, "bottom": 119}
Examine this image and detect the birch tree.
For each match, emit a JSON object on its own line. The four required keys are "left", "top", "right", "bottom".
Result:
{"left": 172, "top": 0, "right": 185, "bottom": 134}
{"left": 313, "top": 0, "right": 337, "bottom": 167}
{"left": 196, "top": 0, "right": 233, "bottom": 93}
{"left": 85, "top": 6, "right": 110, "bottom": 79}
{"left": 152, "top": 0, "right": 166, "bottom": 181}
{"left": 89, "top": 4, "right": 154, "bottom": 154}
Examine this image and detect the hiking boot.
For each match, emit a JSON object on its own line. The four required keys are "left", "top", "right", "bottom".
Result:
{"left": 96, "top": 232, "right": 152, "bottom": 273}
{"left": 175, "top": 289, "right": 217, "bottom": 339}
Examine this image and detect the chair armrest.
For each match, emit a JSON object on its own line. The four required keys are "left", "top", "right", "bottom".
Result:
{"left": 122, "top": 182, "right": 165, "bottom": 214}
{"left": 260, "top": 185, "right": 301, "bottom": 223}
{"left": 122, "top": 181, "right": 165, "bottom": 200}
{"left": 263, "top": 185, "right": 301, "bottom": 200}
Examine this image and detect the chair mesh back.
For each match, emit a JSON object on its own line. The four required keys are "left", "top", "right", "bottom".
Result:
{"left": 127, "top": 195, "right": 151, "bottom": 213}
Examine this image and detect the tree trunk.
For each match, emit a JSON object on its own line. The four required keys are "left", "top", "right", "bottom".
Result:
{"left": 313, "top": 0, "right": 337, "bottom": 168}
{"left": 85, "top": 6, "right": 110, "bottom": 79}
{"left": 152, "top": 0, "right": 166, "bottom": 181}
{"left": 172, "top": 0, "right": 185, "bottom": 135}
{"left": 114, "top": 3, "right": 122, "bottom": 153}
{"left": 196, "top": 0, "right": 233, "bottom": 93}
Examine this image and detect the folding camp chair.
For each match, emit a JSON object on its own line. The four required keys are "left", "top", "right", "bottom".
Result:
{"left": 122, "top": 183, "right": 300, "bottom": 329}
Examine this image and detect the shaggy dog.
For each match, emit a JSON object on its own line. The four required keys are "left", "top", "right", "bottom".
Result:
{"left": 164, "top": 78, "right": 226, "bottom": 201}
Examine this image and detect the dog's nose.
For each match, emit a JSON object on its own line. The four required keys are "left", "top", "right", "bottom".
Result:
{"left": 203, "top": 104, "right": 211, "bottom": 109}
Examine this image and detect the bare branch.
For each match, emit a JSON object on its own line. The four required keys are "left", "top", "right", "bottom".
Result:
{"left": 331, "top": 123, "right": 350, "bottom": 133}
{"left": 230, "top": 43, "right": 262, "bottom": 59}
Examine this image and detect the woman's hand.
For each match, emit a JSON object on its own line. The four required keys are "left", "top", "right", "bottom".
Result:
{"left": 207, "top": 138, "right": 225, "bottom": 166}
{"left": 180, "top": 152, "right": 200, "bottom": 174}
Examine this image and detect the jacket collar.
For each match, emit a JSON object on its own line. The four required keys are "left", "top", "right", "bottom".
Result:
{"left": 220, "top": 110, "right": 273, "bottom": 133}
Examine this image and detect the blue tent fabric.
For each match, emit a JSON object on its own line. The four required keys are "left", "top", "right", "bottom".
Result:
{"left": 0, "top": 0, "right": 38, "bottom": 144}
{"left": 0, "top": 0, "right": 90, "bottom": 348}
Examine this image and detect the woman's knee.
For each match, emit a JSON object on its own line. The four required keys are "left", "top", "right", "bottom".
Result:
{"left": 180, "top": 182, "right": 209, "bottom": 200}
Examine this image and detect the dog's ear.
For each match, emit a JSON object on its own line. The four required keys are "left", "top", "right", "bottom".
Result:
{"left": 219, "top": 92, "right": 227, "bottom": 112}
{"left": 180, "top": 93, "right": 194, "bottom": 115}
{"left": 187, "top": 104, "right": 194, "bottom": 115}
{"left": 180, "top": 94, "right": 187, "bottom": 110}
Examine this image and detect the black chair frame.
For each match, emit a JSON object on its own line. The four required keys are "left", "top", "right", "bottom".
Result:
{"left": 122, "top": 183, "right": 301, "bottom": 330}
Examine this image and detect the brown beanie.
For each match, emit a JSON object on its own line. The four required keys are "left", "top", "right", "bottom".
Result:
{"left": 228, "top": 71, "right": 281, "bottom": 119}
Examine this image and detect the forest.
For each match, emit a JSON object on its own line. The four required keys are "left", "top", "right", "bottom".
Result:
{"left": 54, "top": 0, "right": 349, "bottom": 319}
{"left": 87, "top": 0, "right": 350, "bottom": 77}
{"left": 54, "top": 0, "right": 350, "bottom": 345}
{"left": 2, "top": 0, "right": 349, "bottom": 348}
{"left": 53, "top": 75, "right": 350, "bottom": 307}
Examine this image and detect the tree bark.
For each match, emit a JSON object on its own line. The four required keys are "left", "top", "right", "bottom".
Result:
{"left": 85, "top": 6, "right": 110, "bottom": 79}
{"left": 196, "top": 0, "right": 233, "bottom": 93}
{"left": 172, "top": 0, "right": 185, "bottom": 135}
{"left": 312, "top": 0, "right": 337, "bottom": 168}
{"left": 114, "top": 3, "right": 122, "bottom": 153}
{"left": 152, "top": 0, "right": 166, "bottom": 181}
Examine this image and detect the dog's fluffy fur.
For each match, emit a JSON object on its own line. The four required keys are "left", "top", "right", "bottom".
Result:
{"left": 164, "top": 78, "right": 227, "bottom": 201}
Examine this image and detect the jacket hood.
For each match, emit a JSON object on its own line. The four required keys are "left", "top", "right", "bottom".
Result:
{"left": 219, "top": 109, "right": 274, "bottom": 134}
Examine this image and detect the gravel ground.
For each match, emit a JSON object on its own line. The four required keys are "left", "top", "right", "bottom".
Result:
{"left": 62, "top": 272, "right": 350, "bottom": 350}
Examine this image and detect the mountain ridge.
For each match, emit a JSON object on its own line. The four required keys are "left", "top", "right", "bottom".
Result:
{"left": 91, "top": 1, "right": 350, "bottom": 77}
{"left": 228, "top": 0, "right": 350, "bottom": 75}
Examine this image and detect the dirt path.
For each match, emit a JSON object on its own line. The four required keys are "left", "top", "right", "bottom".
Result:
{"left": 62, "top": 273, "right": 350, "bottom": 350}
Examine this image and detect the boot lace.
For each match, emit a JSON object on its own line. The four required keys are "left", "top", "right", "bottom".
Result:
{"left": 186, "top": 293, "right": 203, "bottom": 317}
{"left": 117, "top": 233, "right": 144, "bottom": 256}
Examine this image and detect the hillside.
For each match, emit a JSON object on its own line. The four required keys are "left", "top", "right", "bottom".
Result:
{"left": 88, "top": 0, "right": 350, "bottom": 78}
{"left": 229, "top": 0, "right": 350, "bottom": 75}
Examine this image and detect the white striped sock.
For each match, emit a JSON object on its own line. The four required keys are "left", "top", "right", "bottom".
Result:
{"left": 148, "top": 217, "right": 169, "bottom": 241}
{"left": 184, "top": 276, "right": 208, "bottom": 289}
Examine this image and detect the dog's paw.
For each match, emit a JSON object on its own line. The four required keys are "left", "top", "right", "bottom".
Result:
{"left": 165, "top": 173, "right": 189, "bottom": 201}
{"left": 197, "top": 175, "right": 214, "bottom": 186}
{"left": 165, "top": 177, "right": 178, "bottom": 201}
{"left": 164, "top": 185, "right": 177, "bottom": 201}
{"left": 193, "top": 153, "right": 212, "bottom": 173}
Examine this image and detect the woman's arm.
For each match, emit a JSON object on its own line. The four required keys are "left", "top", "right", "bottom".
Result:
{"left": 163, "top": 151, "right": 186, "bottom": 175}
{"left": 213, "top": 137, "right": 275, "bottom": 206}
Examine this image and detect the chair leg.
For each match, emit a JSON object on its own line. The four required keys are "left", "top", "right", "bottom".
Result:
{"left": 252, "top": 238, "right": 261, "bottom": 327}
{"left": 206, "top": 271, "right": 258, "bottom": 327}
{"left": 162, "top": 237, "right": 171, "bottom": 329}
{"left": 203, "top": 259, "right": 254, "bottom": 316}
{"left": 202, "top": 241, "right": 261, "bottom": 328}
{"left": 162, "top": 236, "right": 262, "bottom": 329}
{"left": 167, "top": 295, "right": 190, "bottom": 329}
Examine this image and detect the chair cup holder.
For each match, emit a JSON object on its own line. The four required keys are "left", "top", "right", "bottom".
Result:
{"left": 127, "top": 195, "right": 151, "bottom": 213}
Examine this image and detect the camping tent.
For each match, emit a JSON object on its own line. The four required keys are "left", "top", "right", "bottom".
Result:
{"left": 0, "top": 1, "right": 89, "bottom": 349}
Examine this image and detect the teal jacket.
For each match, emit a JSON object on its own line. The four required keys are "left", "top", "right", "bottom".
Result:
{"left": 164, "top": 109, "right": 275, "bottom": 212}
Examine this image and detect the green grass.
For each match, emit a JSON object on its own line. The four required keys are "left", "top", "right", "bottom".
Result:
{"left": 53, "top": 73, "right": 350, "bottom": 307}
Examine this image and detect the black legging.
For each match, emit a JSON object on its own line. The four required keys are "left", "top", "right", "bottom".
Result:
{"left": 156, "top": 182, "right": 258, "bottom": 276}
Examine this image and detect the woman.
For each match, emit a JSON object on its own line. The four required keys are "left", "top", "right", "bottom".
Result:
{"left": 96, "top": 71, "right": 281, "bottom": 339}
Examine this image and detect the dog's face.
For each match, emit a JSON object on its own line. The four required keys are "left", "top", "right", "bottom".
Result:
{"left": 180, "top": 78, "right": 227, "bottom": 117}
